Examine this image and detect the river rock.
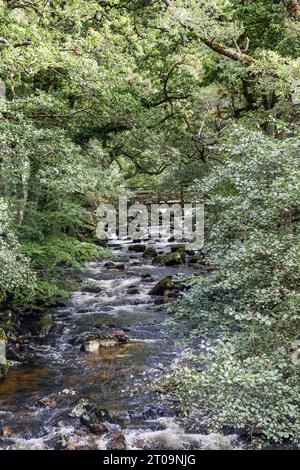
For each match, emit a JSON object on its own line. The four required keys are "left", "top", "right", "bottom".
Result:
{"left": 70, "top": 399, "right": 109, "bottom": 435}
{"left": 149, "top": 276, "right": 184, "bottom": 296}
{"left": 82, "top": 334, "right": 118, "bottom": 353}
{"left": 128, "top": 244, "right": 146, "bottom": 253}
{"left": 81, "top": 279, "right": 103, "bottom": 294}
{"left": 37, "top": 313, "right": 54, "bottom": 337}
{"left": 104, "top": 262, "right": 125, "bottom": 271}
{"left": 0, "top": 425, "right": 14, "bottom": 438}
{"left": 110, "top": 328, "right": 125, "bottom": 337}
{"left": 45, "top": 433, "right": 69, "bottom": 450}
{"left": 106, "top": 430, "right": 126, "bottom": 450}
{"left": 142, "top": 274, "right": 154, "bottom": 283}
{"left": 0, "top": 328, "right": 9, "bottom": 380}
{"left": 152, "top": 251, "right": 185, "bottom": 266}
{"left": 110, "top": 328, "right": 129, "bottom": 344}
{"left": 93, "top": 239, "right": 107, "bottom": 248}
{"left": 127, "top": 287, "right": 140, "bottom": 295}
{"left": 142, "top": 247, "right": 157, "bottom": 258}
{"left": 38, "top": 395, "right": 58, "bottom": 408}
{"left": 170, "top": 244, "right": 186, "bottom": 253}
{"left": 188, "top": 255, "right": 204, "bottom": 266}
{"left": 81, "top": 329, "right": 130, "bottom": 353}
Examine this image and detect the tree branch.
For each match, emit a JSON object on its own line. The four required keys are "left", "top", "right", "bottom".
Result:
{"left": 28, "top": 104, "right": 95, "bottom": 119}
{"left": 200, "top": 37, "right": 257, "bottom": 67}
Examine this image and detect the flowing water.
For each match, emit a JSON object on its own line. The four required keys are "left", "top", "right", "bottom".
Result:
{"left": 0, "top": 236, "right": 239, "bottom": 450}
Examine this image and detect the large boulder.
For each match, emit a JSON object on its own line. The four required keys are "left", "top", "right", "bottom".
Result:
{"left": 0, "top": 328, "right": 8, "bottom": 380}
{"left": 152, "top": 251, "right": 185, "bottom": 266}
{"left": 149, "top": 276, "right": 184, "bottom": 296}
{"left": 37, "top": 313, "right": 54, "bottom": 337}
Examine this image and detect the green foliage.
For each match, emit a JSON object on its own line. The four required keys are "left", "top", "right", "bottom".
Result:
{"left": 168, "top": 347, "right": 300, "bottom": 446}
{"left": 11, "top": 235, "right": 111, "bottom": 309}
{"left": 168, "top": 127, "right": 300, "bottom": 446}
{"left": 0, "top": 198, "right": 36, "bottom": 300}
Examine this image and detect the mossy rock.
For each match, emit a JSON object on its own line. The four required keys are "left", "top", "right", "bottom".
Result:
{"left": 70, "top": 398, "right": 110, "bottom": 435}
{"left": 128, "top": 244, "right": 146, "bottom": 253}
{"left": 82, "top": 334, "right": 118, "bottom": 353}
{"left": 38, "top": 314, "right": 54, "bottom": 337}
{"left": 170, "top": 244, "right": 186, "bottom": 253}
{"left": 188, "top": 255, "right": 205, "bottom": 266}
{"left": 152, "top": 251, "right": 185, "bottom": 266}
{"left": 93, "top": 239, "right": 108, "bottom": 248}
{"left": 149, "top": 276, "right": 184, "bottom": 296}
{"left": 142, "top": 247, "right": 158, "bottom": 258}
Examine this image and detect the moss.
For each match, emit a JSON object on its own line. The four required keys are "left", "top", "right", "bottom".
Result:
{"left": 38, "top": 313, "right": 54, "bottom": 336}
{"left": 128, "top": 244, "right": 147, "bottom": 253}
{"left": 142, "top": 246, "right": 158, "bottom": 258}
{"left": 170, "top": 244, "right": 186, "bottom": 253}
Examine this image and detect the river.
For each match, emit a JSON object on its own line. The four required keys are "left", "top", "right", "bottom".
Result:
{"left": 0, "top": 235, "right": 239, "bottom": 450}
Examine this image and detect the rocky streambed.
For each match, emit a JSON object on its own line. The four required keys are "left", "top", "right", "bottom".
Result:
{"left": 0, "top": 236, "right": 240, "bottom": 450}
